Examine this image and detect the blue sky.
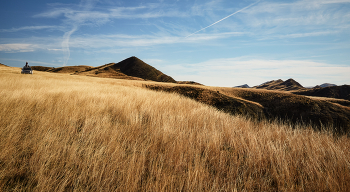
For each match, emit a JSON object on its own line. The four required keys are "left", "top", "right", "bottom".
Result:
{"left": 1, "top": 0, "right": 350, "bottom": 87}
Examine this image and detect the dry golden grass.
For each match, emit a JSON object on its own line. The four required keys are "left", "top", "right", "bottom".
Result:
{"left": 1, "top": 66, "right": 350, "bottom": 191}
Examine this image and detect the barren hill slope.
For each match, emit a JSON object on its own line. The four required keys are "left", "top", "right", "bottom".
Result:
{"left": 294, "top": 85, "right": 350, "bottom": 101}
{"left": 254, "top": 78, "right": 305, "bottom": 91}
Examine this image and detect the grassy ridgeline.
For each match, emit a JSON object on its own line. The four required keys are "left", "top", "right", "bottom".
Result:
{"left": 1, "top": 66, "right": 350, "bottom": 191}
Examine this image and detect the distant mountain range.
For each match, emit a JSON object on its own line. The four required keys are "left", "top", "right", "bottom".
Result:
{"left": 236, "top": 81, "right": 338, "bottom": 90}
{"left": 235, "top": 78, "right": 349, "bottom": 101}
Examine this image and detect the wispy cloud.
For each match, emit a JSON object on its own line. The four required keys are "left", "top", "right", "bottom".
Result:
{"left": 31, "top": 1, "right": 190, "bottom": 66}
{"left": 241, "top": 0, "right": 350, "bottom": 29}
{"left": 0, "top": 26, "right": 63, "bottom": 33}
{"left": 186, "top": 0, "right": 260, "bottom": 38}
{"left": 34, "top": 3, "right": 187, "bottom": 21}
{"left": 61, "top": 26, "right": 78, "bottom": 66}
{"left": 34, "top": 1, "right": 102, "bottom": 66}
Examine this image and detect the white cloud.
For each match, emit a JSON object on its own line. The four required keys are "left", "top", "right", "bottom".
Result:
{"left": 0, "top": 44, "right": 38, "bottom": 52}
{"left": 169, "top": 58, "right": 350, "bottom": 87}
{"left": 66, "top": 31, "right": 244, "bottom": 48}
{"left": 242, "top": 0, "right": 350, "bottom": 27}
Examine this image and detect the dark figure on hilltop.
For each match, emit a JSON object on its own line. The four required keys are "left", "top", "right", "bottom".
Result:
{"left": 21, "top": 62, "right": 33, "bottom": 74}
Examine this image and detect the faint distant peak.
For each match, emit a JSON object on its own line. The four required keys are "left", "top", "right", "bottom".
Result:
{"left": 319, "top": 83, "right": 337, "bottom": 88}
{"left": 235, "top": 84, "right": 250, "bottom": 88}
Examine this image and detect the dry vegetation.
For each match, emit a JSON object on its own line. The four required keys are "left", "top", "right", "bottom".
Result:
{"left": 146, "top": 84, "right": 350, "bottom": 134}
{"left": 1, "top": 66, "right": 350, "bottom": 191}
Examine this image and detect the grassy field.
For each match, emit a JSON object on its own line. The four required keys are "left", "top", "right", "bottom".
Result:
{"left": 1, "top": 66, "right": 350, "bottom": 191}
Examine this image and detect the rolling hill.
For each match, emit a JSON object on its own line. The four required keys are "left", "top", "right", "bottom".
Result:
{"left": 32, "top": 65, "right": 92, "bottom": 73}
{"left": 32, "top": 56, "right": 176, "bottom": 83}
{"left": 23, "top": 58, "right": 350, "bottom": 134}
{"left": 1, "top": 64, "right": 350, "bottom": 191}
{"left": 146, "top": 84, "right": 350, "bottom": 135}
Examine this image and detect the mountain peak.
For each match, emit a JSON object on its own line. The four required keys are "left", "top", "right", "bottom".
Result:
{"left": 113, "top": 56, "right": 176, "bottom": 83}
{"left": 319, "top": 83, "right": 337, "bottom": 88}
{"left": 235, "top": 84, "right": 250, "bottom": 88}
{"left": 281, "top": 78, "right": 303, "bottom": 87}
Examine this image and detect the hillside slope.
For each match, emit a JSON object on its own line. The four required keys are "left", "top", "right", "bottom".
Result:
{"left": 218, "top": 87, "right": 350, "bottom": 134}
{"left": 1, "top": 66, "right": 350, "bottom": 191}
{"left": 146, "top": 84, "right": 350, "bottom": 135}
{"left": 146, "top": 84, "right": 265, "bottom": 120}
{"left": 294, "top": 85, "right": 350, "bottom": 101}
{"left": 75, "top": 63, "right": 145, "bottom": 81}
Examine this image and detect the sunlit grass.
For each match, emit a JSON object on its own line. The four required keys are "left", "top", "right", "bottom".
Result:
{"left": 1, "top": 66, "right": 350, "bottom": 191}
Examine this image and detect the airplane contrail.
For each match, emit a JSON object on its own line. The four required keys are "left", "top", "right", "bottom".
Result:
{"left": 186, "top": 0, "right": 260, "bottom": 38}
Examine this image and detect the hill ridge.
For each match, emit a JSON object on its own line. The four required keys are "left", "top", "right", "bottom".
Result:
{"left": 254, "top": 78, "right": 305, "bottom": 91}
{"left": 32, "top": 56, "right": 176, "bottom": 83}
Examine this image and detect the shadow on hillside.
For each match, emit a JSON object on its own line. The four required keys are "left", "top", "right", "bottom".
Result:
{"left": 145, "top": 84, "right": 350, "bottom": 136}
